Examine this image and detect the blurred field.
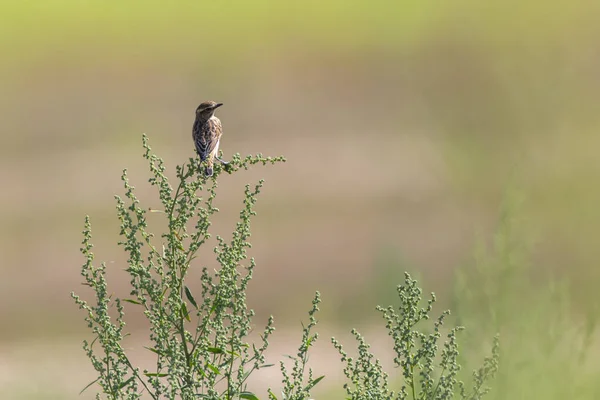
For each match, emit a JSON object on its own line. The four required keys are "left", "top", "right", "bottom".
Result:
{"left": 2, "top": 1, "right": 600, "bottom": 398}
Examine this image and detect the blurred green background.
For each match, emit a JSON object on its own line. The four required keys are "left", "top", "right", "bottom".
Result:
{"left": 1, "top": 1, "right": 600, "bottom": 398}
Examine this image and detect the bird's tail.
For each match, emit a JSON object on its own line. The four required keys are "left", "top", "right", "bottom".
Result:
{"left": 205, "top": 165, "right": 214, "bottom": 177}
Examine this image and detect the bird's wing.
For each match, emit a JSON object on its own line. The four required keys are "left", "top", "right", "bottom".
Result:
{"left": 195, "top": 119, "right": 222, "bottom": 161}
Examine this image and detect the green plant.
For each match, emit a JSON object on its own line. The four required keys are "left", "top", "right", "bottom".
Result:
{"left": 71, "top": 135, "right": 499, "bottom": 400}
{"left": 453, "top": 188, "right": 600, "bottom": 400}
{"left": 332, "top": 273, "right": 500, "bottom": 400}
{"left": 268, "top": 292, "right": 324, "bottom": 400}
{"left": 71, "top": 135, "right": 298, "bottom": 400}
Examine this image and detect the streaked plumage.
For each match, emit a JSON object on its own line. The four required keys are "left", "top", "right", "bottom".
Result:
{"left": 192, "top": 101, "right": 224, "bottom": 176}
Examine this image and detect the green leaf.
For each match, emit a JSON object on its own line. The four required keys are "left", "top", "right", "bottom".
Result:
{"left": 304, "top": 375, "right": 325, "bottom": 391}
{"left": 181, "top": 302, "right": 191, "bottom": 322}
{"left": 240, "top": 392, "right": 260, "bottom": 400}
{"left": 207, "top": 347, "right": 224, "bottom": 354}
{"left": 206, "top": 363, "right": 220, "bottom": 375}
{"left": 240, "top": 369, "right": 252, "bottom": 383}
{"left": 79, "top": 378, "right": 99, "bottom": 394}
{"left": 259, "top": 363, "right": 275, "bottom": 369}
{"left": 144, "top": 346, "right": 164, "bottom": 356}
{"left": 144, "top": 372, "right": 169, "bottom": 377}
{"left": 184, "top": 286, "right": 198, "bottom": 309}
{"left": 123, "top": 298, "right": 142, "bottom": 305}
{"left": 118, "top": 377, "right": 135, "bottom": 389}
{"left": 209, "top": 296, "right": 219, "bottom": 314}
{"left": 226, "top": 349, "right": 240, "bottom": 357}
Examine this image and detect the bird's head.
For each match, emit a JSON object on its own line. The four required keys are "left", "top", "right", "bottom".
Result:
{"left": 196, "top": 101, "right": 223, "bottom": 119}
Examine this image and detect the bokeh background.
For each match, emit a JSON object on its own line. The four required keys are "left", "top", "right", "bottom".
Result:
{"left": 2, "top": 1, "right": 600, "bottom": 398}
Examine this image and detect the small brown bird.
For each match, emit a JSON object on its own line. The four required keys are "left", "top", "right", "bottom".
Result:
{"left": 192, "top": 101, "right": 227, "bottom": 176}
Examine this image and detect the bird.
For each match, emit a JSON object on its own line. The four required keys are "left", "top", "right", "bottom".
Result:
{"left": 192, "top": 101, "right": 227, "bottom": 177}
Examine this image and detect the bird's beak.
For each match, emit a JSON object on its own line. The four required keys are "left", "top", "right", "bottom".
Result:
{"left": 214, "top": 103, "right": 224, "bottom": 108}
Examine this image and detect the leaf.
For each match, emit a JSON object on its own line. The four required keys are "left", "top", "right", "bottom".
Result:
{"left": 304, "top": 375, "right": 325, "bottom": 391}
{"left": 161, "top": 286, "right": 169, "bottom": 300}
{"left": 184, "top": 286, "right": 198, "bottom": 309}
{"left": 207, "top": 347, "right": 224, "bottom": 354}
{"left": 226, "top": 349, "right": 240, "bottom": 357}
{"left": 79, "top": 378, "right": 99, "bottom": 394}
{"left": 206, "top": 363, "right": 220, "bottom": 375}
{"left": 259, "top": 363, "right": 275, "bottom": 369}
{"left": 144, "top": 372, "right": 169, "bottom": 377}
{"left": 118, "top": 377, "right": 135, "bottom": 389}
{"left": 208, "top": 296, "right": 219, "bottom": 315}
{"left": 181, "top": 302, "right": 191, "bottom": 322}
{"left": 240, "top": 392, "right": 260, "bottom": 400}
{"left": 144, "top": 346, "right": 164, "bottom": 356}
{"left": 240, "top": 369, "right": 252, "bottom": 383}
